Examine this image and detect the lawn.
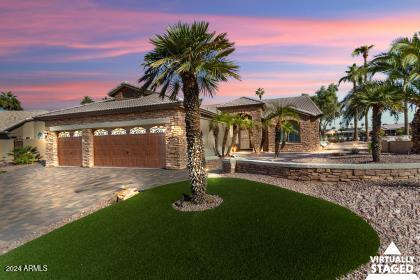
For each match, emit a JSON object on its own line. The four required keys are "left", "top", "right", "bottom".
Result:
{"left": 0, "top": 178, "right": 379, "bottom": 279}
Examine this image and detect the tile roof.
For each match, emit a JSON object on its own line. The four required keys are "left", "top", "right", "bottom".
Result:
{"left": 216, "top": 97, "right": 264, "bottom": 108}
{"left": 263, "top": 95, "right": 322, "bottom": 117}
{"left": 0, "top": 110, "right": 48, "bottom": 132}
{"left": 36, "top": 93, "right": 182, "bottom": 119}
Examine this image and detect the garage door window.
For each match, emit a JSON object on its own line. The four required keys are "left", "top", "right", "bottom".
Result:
{"left": 58, "top": 131, "right": 70, "bottom": 138}
{"left": 130, "top": 127, "right": 146, "bottom": 134}
{"left": 94, "top": 129, "right": 108, "bottom": 136}
{"left": 111, "top": 128, "right": 126, "bottom": 135}
{"left": 150, "top": 126, "right": 166, "bottom": 133}
{"left": 73, "top": 130, "right": 82, "bottom": 137}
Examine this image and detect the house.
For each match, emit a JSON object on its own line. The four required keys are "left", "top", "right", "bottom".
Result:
{"left": 0, "top": 110, "right": 48, "bottom": 161}
{"left": 216, "top": 95, "right": 322, "bottom": 152}
{"left": 37, "top": 82, "right": 322, "bottom": 169}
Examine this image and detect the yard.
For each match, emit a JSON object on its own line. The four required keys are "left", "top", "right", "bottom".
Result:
{"left": 0, "top": 178, "right": 379, "bottom": 280}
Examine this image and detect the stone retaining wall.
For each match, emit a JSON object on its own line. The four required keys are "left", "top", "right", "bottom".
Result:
{"left": 205, "top": 157, "right": 222, "bottom": 171}
{"left": 223, "top": 159, "right": 420, "bottom": 182}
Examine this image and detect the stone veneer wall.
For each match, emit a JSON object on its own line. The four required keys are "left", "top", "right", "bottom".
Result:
{"left": 267, "top": 114, "right": 320, "bottom": 152}
{"left": 218, "top": 105, "right": 263, "bottom": 152}
{"left": 44, "top": 108, "right": 187, "bottom": 169}
{"left": 81, "top": 129, "right": 94, "bottom": 167}
{"left": 205, "top": 157, "right": 222, "bottom": 171}
{"left": 223, "top": 159, "right": 420, "bottom": 182}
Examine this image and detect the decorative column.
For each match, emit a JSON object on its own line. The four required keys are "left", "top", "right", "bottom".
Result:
{"left": 82, "top": 129, "right": 94, "bottom": 167}
{"left": 45, "top": 131, "right": 58, "bottom": 167}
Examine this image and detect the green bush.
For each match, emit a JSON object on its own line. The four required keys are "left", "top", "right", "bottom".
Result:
{"left": 368, "top": 142, "right": 372, "bottom": 154}
{"left": 8, "top": 146, "right": 41, "bottom": 164}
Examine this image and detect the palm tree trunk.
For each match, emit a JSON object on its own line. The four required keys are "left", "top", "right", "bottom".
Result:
{"left": 371, "top": 106, "right": 382, "bottom": 162}
{"left": 248, "top": 128, "right": 254, "bottom": 152}
{"left": 274, "top": 122, "right": 280, "bottom": 157}
{"left": 212, "top": 126, "right": 221, "bottom": 157}
{"left": 229, "top": 125, "right": 239, "bottom": 156}
{"left": 404, "top": 97, "right": 409, "bottom": 135}
{"left": 365, "top": 111, "right": 369, "bottom": 142}
{"left": 182, "top": 74, "right": 207, "bottom": 204}
{"left": 411, "top": 105, "right": 420, "bottom": 153}
{"left": 353, "top": 111, "right": 358, "bottom": 141}
{"left": 260, "top": 128, "right": 267, "bottom": 152}
{"left": 221, "top": 126, "right": 229, "bottom": 157}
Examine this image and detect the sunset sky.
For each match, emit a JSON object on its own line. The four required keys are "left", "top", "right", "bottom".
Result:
{"left": 0, "top": 0, "right": 419, "bottom": 117}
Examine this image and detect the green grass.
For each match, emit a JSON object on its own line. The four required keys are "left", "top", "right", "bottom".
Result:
{"left": 0, "top": 178, "right": 379, "bottom": 280}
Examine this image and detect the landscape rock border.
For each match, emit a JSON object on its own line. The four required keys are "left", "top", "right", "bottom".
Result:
{"left": 172, "top": 194, "right": 223, "bottom": 212}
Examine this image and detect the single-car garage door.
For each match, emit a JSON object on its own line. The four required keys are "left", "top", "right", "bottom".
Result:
{"left": 93, "top": 126, "right": 166, "bottom": 168}
{"left": 57, "top": 131, "right": 82, "bottom": 166}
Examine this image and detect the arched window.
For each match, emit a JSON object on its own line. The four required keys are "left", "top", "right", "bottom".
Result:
{"left": 287, "top": 121, "right": 300, "bottom": 143}
{"left": 130, "top": 127, "right": 146, "bottom": 134}
{"left": 150, "top": 126, "right": 166, "bottom": 133}
{"left": 58, "top": 131, "right": 70, "bottom": 138}
{"left": 111, "top": 128, "right": 126, "bottom": 135}
{"left": 73, "top": 130, "right": 82, "bottom": 137}
{"left": 94, "top": 129, "right": 108, "bottom": 136}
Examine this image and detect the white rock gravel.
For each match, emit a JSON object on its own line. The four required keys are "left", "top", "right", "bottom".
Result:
{"left": 213, "top": 172, "right": 420, "bottom": 279}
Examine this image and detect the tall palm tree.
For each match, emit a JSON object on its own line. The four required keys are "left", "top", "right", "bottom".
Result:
{"left": 0, "top": 91, "right": 23, "bottom": 111}
{"left": 280, "top": 122, "right": 297, "bottom": 149}
{"left": 255, "top": 88, "right": 265, "bottom": 100}
{"left": 229, "top": 114, "right": 248, "bottom": 154}
{"left": 352, "top": 44, "right": 374, "bottom": 141}
{"left": 339, "top": 64, "right": 364, "bottom": 141}
{"left": 241, "top": 117, "right": 257, "bottom": 152}
{"left": 139, "top": 22, "right": 240, "bottom": 204}
{"left": 264, "top": 102, "right": 298, "bottom": 157}
{"left": 259, "top": 117, "right": 272, "bottom": 151}
{"left": 356, "top": 80, "right": 403, "bottom": 162}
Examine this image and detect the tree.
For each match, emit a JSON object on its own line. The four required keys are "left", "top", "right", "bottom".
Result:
{"left": 259, "top": 117, "right": 272, "bottom": 151}
{"left": 255, "top": 88, "right": 265, "bottom": 100}
{"left": 371, "top": 32, "right": 419, "bottom": 135}
{"left": 139, "top": 22, "right": 240, "bottom": 204}
{"left": 356, "top": 80, "right": 403, "bottom": 162}
{"left": 264, "top": 102, "right": 298, "bottom": 157}
{"left": 353, "top": 44, "right": 374, "bottom": 140}
{"left": 311, "top": 84, "right": 340, "bottom": 138}
{"left": 80, "top": 96, "right": 94, "bottom": 105}
{"left": 280, "top": 122, "right": 297, "bottom": 149}
{"left": 209, "top": 112, "right": 234, "bottom": 157}
{"left": 0, "top": 91, "right": 23, "bottom": 110}
{"left": 339, "top": 64, "right": 365, "bottom": 141}
{"left": 229, "top": 114, "right": 247, "bottom": 154}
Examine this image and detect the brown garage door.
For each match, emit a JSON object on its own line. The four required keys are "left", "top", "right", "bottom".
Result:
{"left": 94, "top": 132, "right": 166, "bottom": 168}
{"left": 57, "top": 136, "right": 82, "bottom": 166}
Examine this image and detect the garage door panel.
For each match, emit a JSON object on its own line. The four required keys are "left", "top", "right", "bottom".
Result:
{"left": 58, "top": 137, "right": 82, "bottom": 166}
{"left": 94, "top": 132, "right": 165, "bottom": 168}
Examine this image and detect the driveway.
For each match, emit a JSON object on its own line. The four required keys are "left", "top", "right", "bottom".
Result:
{"left": 0, "top": 164, "right": 187, "bottom": 254}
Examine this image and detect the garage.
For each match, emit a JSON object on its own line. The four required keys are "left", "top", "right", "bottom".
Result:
{"left": 57, "top": 131, "right": 82, "bottom": 166}
{"left": 93, "top": 126, "right": 166, "bottom": 168}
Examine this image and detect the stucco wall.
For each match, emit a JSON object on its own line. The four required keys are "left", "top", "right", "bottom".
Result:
{"left": 0, "top": 139, "right": 13, "bottom": 162}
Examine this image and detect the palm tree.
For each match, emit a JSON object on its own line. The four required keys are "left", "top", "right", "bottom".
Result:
{"left": 352, "top": 44, "right": 374, "bottom": 141}
{"left": 259, "top": 117, "right": 272, "bottom": 151}
{"left": 209, "top": 112, "right": 234, "bottom": 157}
{"left": 339, "top": 64, "right": 364, "bottom": 141}
{"left": 356, "top": 80, "right": 403, "bottom": 162}
{"left": 81, "top": 96, "right": 94, "bottom": 105}
{"left": 229, "top": 114, "right": 248, "bottom": 154}
{"left": 280, "top": 122, "right": 297, "bottom": 149}
{"left": 255, "top": 88, "right": 265, "bottom": 100}
{"left": 139, "top": 22, "right": 240, "bottom": 204}
{"left": 241, "top": 117, "right": 257, "bottom": 152}
{"left": 0, "top": 91, "right": 23, "bottom": 111}
{"left": 264, "top": 102, "right": 298, "bottom": 157}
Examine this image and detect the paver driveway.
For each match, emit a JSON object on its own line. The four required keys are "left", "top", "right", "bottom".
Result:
{"left": 0, "top": 164, "right": 187, "bottom": 253}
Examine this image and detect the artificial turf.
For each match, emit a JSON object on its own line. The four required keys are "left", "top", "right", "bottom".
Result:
{"left": 0, "top": 178, "right": 379, "bottom": 279}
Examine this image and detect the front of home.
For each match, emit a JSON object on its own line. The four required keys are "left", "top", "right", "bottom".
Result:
{"left": 36, "top": 82, "right": 322, "bottom": 169}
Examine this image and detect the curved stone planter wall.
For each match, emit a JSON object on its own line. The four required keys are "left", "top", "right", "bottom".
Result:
{"left": 223, "top": 158, "right": 420, "bottom": 182}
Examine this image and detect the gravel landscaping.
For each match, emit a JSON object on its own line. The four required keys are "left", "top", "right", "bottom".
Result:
{"left": 293, "top": 153, "right": 420, "bottom": 164}
{"left": 214, "top": 172, "right": 420, "bottom": 279}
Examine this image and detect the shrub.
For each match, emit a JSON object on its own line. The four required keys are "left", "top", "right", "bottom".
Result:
{"left": 368, "top": 142, "right": 372, "bottom": 154}
{"left": 8, "top": 146, "right": 41, "bottom": 164}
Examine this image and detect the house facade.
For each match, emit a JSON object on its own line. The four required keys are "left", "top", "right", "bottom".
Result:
{"left": 37, "top": 82, "right": 322, "bottom": 169}
{"left": 0, "top": 111, "right": 48, "bottom": 161}
{"left": 216, "top": 95, "right": 322, "bottom": 152}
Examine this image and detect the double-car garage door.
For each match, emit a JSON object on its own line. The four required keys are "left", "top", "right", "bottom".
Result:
{"left": 57, "top": 126, "right": 166, "bottom": 168}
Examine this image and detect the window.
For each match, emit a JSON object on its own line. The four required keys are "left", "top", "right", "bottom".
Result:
{"left": 150, "top": 126, "right": 166, "bottom": 133}
{"left": 111, "top": 128, "right": 126, "bottom": 135}
{"left": 130, "top": 127, "right": 146, "bottom": 134}
{"left": 37, "top": 132, "right": 45, "bottom": 140}
{"left": 94, "top": 129, "right": 108, "bottom": 136}
{"left": 287, "top": 121, "right": 300, "bottom": 143}
{"left": 58, "top": 131, "right": 70, "bottom": 138}
{"left": 73, "top": 130, "right": 82, "bottom": 137}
